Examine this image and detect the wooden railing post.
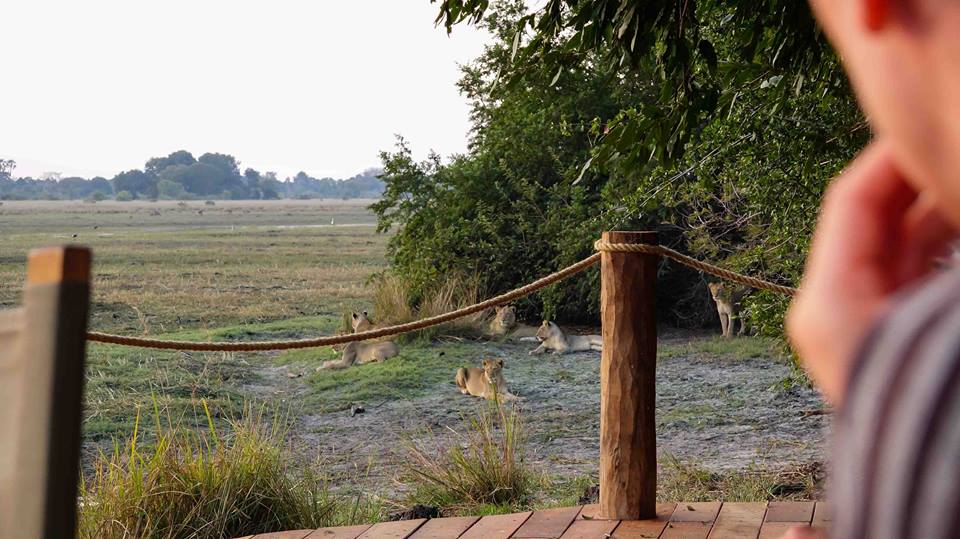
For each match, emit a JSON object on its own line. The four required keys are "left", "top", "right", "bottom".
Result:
{"left": 0, "top": 246, "right": 91, "bottom": 539}
{"left": 599, "top": 231, "right": 658, "bottom": 520}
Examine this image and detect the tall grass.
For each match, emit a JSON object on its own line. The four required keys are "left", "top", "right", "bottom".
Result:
{"left": 371, "top": 272, "right": 486, "bottom": 340}
{"left": 79, "top": 403, "right": 378, "bottom": 539}
{"left": 400, "top": 401, "right": 538, "bottom": 515}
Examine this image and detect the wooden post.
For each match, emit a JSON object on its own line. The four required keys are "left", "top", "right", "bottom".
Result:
{"left": 0, "top": 247, "right": 91, "bottom": 539}
{"left": 599, "top": 231, "right": 658, "bottom": 520}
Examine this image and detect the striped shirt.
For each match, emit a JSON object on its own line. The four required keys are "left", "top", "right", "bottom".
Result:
{"left": 831, "top": 268, "right": 960, "bottom": 539}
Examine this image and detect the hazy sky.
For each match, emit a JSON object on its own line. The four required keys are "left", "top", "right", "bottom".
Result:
{"left": 1, "top": 1, "right": 490, "bottom": 180}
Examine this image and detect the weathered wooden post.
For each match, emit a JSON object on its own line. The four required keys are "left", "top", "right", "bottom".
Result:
{"left": 599, "top": 231, "right": 658, "bottom": 520}
{"left": 0, "top": 247, "right": 91, "bottom": 539}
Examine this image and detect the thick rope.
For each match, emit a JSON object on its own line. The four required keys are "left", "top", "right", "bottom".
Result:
{"left": 86, "top": 253, "right": 601, "bottom": 351}
{"left": 593, "top": 240, "right": 798, "bottom": 296}
{"left": 86, "top": 240, "right": 797, "bottom": 351}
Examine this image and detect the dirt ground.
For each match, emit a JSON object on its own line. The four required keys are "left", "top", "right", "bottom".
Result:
{"left": 245, "top": 329, "right": 828, "bottom": 497}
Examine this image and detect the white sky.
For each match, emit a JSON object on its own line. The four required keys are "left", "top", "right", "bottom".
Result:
{"left": 0, "top": 1, "right": 491, "bottom": 180}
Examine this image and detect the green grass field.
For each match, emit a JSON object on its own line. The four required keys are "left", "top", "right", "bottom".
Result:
{"left": 0, "top": 199, "right": 388, "bottom": 441}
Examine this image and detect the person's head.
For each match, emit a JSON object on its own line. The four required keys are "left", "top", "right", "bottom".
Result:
{"left": 810, "top": 0, "right": 960, "bottom": 225}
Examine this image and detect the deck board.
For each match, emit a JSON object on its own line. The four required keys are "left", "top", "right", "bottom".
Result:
{"left": 241, "top": 501, "right": 837, "bottom": 539}
{"left": 303, "top": 525, "right": 373, "bottom": 539}
{"left": 609, "top": 503, "right": 676, "bottom": 538}
{"left": 407, "top": 516, "right": 480, "bottom": 539}
{"left": 762, "top": 502, "right": 814, "bottom": 523}
{"left": 459, "top": 512, "right": 532, "bottom": 539}
{"left": 511, "top": 506, "right": 582, "bottom": 538}
{"left": 706, "top": 502, "right": 765, "bottom": 539}
{"left": 356, "top": 519, "right": 427, "bottom": 539}
{"left": 253, "top": 531, "right": 315, "bottom": 539}
{"left": 811, "top": 503, "right": 830, "bottom": 530}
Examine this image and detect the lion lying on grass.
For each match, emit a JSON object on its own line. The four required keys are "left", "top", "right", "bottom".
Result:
{"left": 455, "top": 358, "right": 518, "bottom": 401}
{"left": 529, "top": 321, "right": 602, "bottom": 355}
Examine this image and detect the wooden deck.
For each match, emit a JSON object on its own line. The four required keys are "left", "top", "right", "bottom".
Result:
{"left": 239, "top": 501, "right": 828, "bottom": 539}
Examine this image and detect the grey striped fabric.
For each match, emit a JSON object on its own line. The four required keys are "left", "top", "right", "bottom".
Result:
{"left": 831, "top": 268, "right": 960, "bottom": 539}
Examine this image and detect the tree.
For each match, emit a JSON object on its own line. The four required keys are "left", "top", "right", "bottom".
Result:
{"left": 112, "top": 169, "right": 158, "bottom": 199}
{"left": 372, "top": 0, "right": 865, "bottom": 331}
{"left": 146, "top": 150, "right": 196, "bottom": 176}
{"left": 157, "top": 179, "right": 188, "bottom": 199}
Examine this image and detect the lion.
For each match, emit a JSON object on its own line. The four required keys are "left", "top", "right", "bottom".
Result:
{"left": 529, "top": 321, "right": 602, "bottom": 355}
{"left": 455, "top": 358, "right": 518, "bottom": 400}
{"left": 351, "top": 311, "right": 374, "bottom": 332}
{"left": 318, "top": 340, "right": 399, "bottom": 370}
{"left": 707, "top": 282, "right": 747, "bottom": 338}
{"left": 487, "top": 305, "right": 539, "bottom": 340}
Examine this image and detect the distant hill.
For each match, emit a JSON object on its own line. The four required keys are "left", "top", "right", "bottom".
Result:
{"left": 0, "top": 152, "right": 384, "bottom": 201}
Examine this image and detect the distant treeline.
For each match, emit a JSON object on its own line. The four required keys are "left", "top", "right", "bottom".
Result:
{"left": 0, "top": 152, "right": 384, "bottom": 201}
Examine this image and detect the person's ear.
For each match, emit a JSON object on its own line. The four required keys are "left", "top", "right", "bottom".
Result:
{"left": 865, "top": 0, "right": 891, "bottom": 32}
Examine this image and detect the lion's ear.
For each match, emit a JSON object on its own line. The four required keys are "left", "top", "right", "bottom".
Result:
{"left": 497, "top": 359, "right": 504, "bottom": 367}
{"left": 482, "top": 359, "right": 491, "bottom": 368}
{"left": 352, "top": 312, "right": 358, "bottom": 320}
{"left": 363, "top": 310, "right": 368, "bottom": 317}
{"left": 495, "top": 306, "right": 503, "bottom": 313}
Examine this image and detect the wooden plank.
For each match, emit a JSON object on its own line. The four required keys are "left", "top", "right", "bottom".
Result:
{"left": 0, "top": 247, "right": 91, "bottom": 539}
{"left": 254, "top": 531, "right": 315, "bottom": 539}
{"left": 356, "top": 519, "right": 427, "bottom": 539}
{"left": 658, "top": 502, "right": 720, "bottom": 539}
{"left": 763, "top": 502, "right": 814, "bottom": 523}
{"left": 459, "top": 511, "right": 531, "bottom": 539}
{"left": 669, "top": 502, "right": 722, "bottom": 523}
{"left": 559, "top": 519, "right": 618, "bottom": 539}
{"left": 706, "top": 502, "right": 765, "bottom": 539}
{"left": 757, "top": 522, "right": 802, "bottom": 539}
{"left": 408, "top": 516, "right": 480, "bottom": 539}
{"left": 811, "top": 503, "right": 830, "bottom": 530}
{"left": 512, "top": 506, "right": 582, "bottom": 538}
{"left": 304, "top": 525, "right": 374, "bottom": 539}
{"left": 660, "top": 523, "right": 712, "bottom": 539}
{"left": 599, "top": 230, "right": 659, "bottom": 519}
{"left": 610, "top": 503, "right": 677, "bottom": 539}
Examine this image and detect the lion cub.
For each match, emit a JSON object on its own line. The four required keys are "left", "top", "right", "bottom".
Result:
{"left": 487, "top": 305, "right": 539, "bottom": 340}
{"left": 455, "top": 358, "right": 518, "bottom": 400}
{"left": 318, "top": 340, "right": 399, "bottom": 370}
{"left": 708, "top": 283, "right": 747, "bottom": 338}
{"left": 529, "top": 321, "right": 602, "bottom": 355}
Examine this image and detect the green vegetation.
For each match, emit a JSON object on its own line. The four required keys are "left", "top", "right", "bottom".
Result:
{"left": 400, "top": 402, "right": 539, "bottom": 515}
{"left": 375, "top": 0, "right": 865, "bottom": 333}
{"left": 79, "top": 405, "right": 385, "bottom": 539}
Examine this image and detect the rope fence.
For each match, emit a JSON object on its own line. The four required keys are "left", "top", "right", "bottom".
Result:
{"left": 85, "top": 240, "right": 796, "bottom": 351}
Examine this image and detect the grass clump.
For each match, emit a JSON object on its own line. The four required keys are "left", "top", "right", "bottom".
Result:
{"left": 657, "top": 454, "right": 824, "bottom": 502}
{"left": 371, "top": 272, "right": 486, "bottom": 341}
{"left": 79, "top": 403, "right": 358, "bottom": 539}
{"left": 401, "top": 401, "right": 538, "bottom": 515}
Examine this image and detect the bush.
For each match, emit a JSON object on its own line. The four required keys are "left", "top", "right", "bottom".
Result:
{"left": 401, "top": 401, "right": 538, "bottom": 515}
{"left": 78, "top": 404, "right": 345, "bottom": 539}
{"left": 115, "top": 190, "right": 133, "bottom": 201}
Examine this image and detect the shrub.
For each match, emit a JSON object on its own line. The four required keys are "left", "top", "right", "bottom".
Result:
{"left": 115, "top": 190, "right": 133, "bottom": 201}
{"left": 401, "top": 401, "right": 538, "bottom": 515}
{"left": 78, "top": 404, "right": 342, "bottom": 539}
